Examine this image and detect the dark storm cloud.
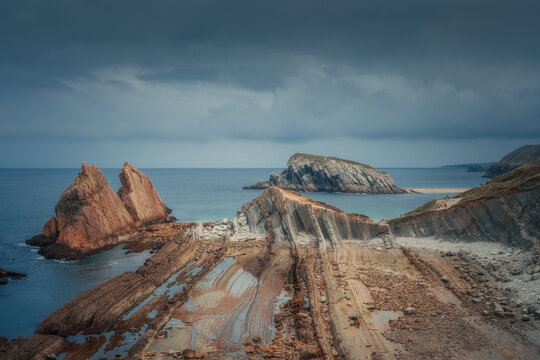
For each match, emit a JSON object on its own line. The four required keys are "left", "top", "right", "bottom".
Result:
{"left": 1, "top": 0, "right": 540, "bottom": 149}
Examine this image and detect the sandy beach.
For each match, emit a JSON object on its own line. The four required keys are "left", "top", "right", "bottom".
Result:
{"left": 409, "top": 189, "right": 467, "bottom": 193}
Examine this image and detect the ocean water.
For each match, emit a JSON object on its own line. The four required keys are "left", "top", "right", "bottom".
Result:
{"left": 0, "top": 167, "right": 485, "bottom": 338}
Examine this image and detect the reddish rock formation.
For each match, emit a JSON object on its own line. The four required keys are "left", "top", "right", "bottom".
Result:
{"left": 26, "top": 162, "right": 173, "bottom": 259}
{"left": 117, "top": 162, "right": 169, "bottom": 226}
{"left": 42, "top": 217, "right": 58, "bottom": 238}
{"left": 54, "top": 162, "right": 135, "bottom": 252}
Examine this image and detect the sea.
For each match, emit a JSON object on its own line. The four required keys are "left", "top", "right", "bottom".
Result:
{"left": 0, "top": 167, "right": 485, "bottom": 338}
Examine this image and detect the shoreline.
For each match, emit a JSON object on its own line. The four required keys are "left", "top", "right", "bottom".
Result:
{"left": 408, "top": 188, "right": 467, "bottom": 193}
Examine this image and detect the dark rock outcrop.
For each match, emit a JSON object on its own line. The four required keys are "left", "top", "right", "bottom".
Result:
{"left": 26, "top": 162, "right": 172, "bottom": 259}
{"left": 118, "top": 162, "right": 170, "bottom": 226}
{"left": 484, "top": 144, "right": 540, "bottom": 178}
{"left": 0, "top": 267, "right": 27, "bottom": 285}
{"left": 244, "top": 153, "right": 406, "bottom": 194}
{"left": 389, "top": 159, "right": 540, "bottom": 248}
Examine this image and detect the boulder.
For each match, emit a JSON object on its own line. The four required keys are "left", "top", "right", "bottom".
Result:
{"left": 117, "top": 162, "right": 169, "bottom": 226}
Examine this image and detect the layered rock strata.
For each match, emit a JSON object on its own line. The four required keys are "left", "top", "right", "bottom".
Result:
{"left": 118, "top": 162, "right": 170, "bottom": 226}
{"left": 484, "top": 144, "right": 540, "bottom": 178}
{"left": 26, "top": 162, "right": 171, "bottom": 259}
{"left": 244, "top": 153, "right": 406, "bottom": 194}
{"left": 389, "top": 159, "right": 540, "bottom": 248}
{"left": 238, "top": 186, "right": 391, "bottom": 248}
{"left": 10, "top": 186, "right": 540, "bottom": 359}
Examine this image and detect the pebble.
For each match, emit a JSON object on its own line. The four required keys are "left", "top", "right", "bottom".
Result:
{"left": 403, "top": 307, "right": 416, "bottom": 315}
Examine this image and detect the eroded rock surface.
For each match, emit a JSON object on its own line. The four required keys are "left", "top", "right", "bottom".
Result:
{"left": 244, "top": 153, "right": 406, "bottom": 194}
{"left": 55, "top": 162, "right": 135, "bottom": 252}
{"left": 26, "top": 162, "right": 172, "bottom": 259}
{"left": 389, "top": 159, "right": 540, "bottom": 248}
{"left": 118, "top": 162, "right": 170, "bottom": 226}
{"left": 16, "top": 185, "right": 540, "bottom": 360}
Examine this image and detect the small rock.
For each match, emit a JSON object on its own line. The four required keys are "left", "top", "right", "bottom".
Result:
{"left": 521, "top": 315, "right": 531, "bottom": 322}
{"left": 245, "top": 345, "right": 255, "bottom": 353}
{"left": 403, "top": 307, "right": 416, "bottom": 315}
{"left": 440, "top": 276, "right": 449, "bottom": 283}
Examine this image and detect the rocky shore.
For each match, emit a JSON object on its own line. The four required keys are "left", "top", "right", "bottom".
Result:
{"left": 4, "top": 167, "right": 540, "bottom": 359}
{"left": 244, "top": 153, "right": 406, "bottom": 194}
{"left": 0, "top": 267, "right": 26, "bottom": 285}
{"left": 388, "top": 158, "right": 540, "bottom": 249}
{"left": 26, "top": 162, "right": 174, "bottom": 260}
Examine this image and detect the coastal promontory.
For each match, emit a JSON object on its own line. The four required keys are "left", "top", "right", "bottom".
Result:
{"left": 484, "top": 144, "right": 540, "bottom": 178}
{"left": 244, "top": 153, "right": 406, "bottom": 194}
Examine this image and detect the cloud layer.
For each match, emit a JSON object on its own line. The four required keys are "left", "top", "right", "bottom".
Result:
{"left": 1, "top": 1, "right": 539, "bottom": 166}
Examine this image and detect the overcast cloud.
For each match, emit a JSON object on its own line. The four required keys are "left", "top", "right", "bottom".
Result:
{"left": 1, "top": 0, "right": 539, "bottom": 167}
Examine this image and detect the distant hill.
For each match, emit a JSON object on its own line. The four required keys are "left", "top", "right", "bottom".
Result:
{"left": 484, "top": 144, "right": 540, "bottom": 178}
{"left": 442, "top": 162, "right": 494, "bottom": 172}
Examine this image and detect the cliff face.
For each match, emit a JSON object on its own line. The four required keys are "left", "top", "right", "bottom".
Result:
{"left": 389, "top": 188, "right": 540, "bottom": 248}
{"left": 237, "top": 186, "right": 390, "bottom": 248}
{"left": 55, "top": 162, "right": 135, "bottom": 251}
{"left": 484, "top": 144, "right": 540, "bottom": 178}
{"left": 118, "top": 162, "right": 169, "bottom": 226}
{"left": 389, "top": 159, "right": 540, "bottom": 248}
{"left": 27, "top": 162, "right": 171, "bottom": 259}
{"left": 244, "top": 153, "right": 406, "bottom": 194}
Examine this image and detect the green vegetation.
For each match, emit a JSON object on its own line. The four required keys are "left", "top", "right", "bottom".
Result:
{"left": 289, "top": 153, "right": 375, "bottom": 169}
{"left": 456, "top": 158, "right": 540, "bottom": 205}
{"left": 389, "top": 158, "right": 540, "bottom": 223}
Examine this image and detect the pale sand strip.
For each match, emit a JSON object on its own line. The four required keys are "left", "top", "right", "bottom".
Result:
{"left": 408, "top": 189, "right": 468, "bottom": 193}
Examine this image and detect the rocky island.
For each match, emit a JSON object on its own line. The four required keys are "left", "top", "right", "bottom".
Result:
{"left": 484, "top": 144, "right": 540, "bottom": 178}
{"left": 244, "top": 153, "right": 406, "bottom": 194}
{"left": 26, "top": 162, "right": 174, "bottom": 260}
{"left": 4, "top": 159, "right": 540, "bottom": 359}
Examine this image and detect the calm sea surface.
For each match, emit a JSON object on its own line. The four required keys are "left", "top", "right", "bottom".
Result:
{"left": 0, "top": 167, "right": 484, "bottom": 338}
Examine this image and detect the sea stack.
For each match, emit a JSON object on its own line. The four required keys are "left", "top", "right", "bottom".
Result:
{"left": 118, "top": 162, "right": 170, "bottom": 226}
{"left": 244, "top": 153, "right": 406, "bottom": 194}
{"left": 26, "top": 162, "right": 171, "bottom": 259}
{"left": 484, "top": 144, "right": 540, "bottom": 178}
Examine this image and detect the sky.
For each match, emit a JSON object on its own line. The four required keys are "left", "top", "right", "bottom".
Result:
{"left": 1, "top": 0, "right": 540, "bottom": 168}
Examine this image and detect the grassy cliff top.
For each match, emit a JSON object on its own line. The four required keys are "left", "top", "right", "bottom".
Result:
{"left": 456, "top": 157, "right": 540, "bottom": 205}
{"left": 287, "top": 153, "right": 374, "bottom": 169}
{"left": 389, "top": 158, "right": 540, "bottom": 223}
